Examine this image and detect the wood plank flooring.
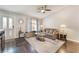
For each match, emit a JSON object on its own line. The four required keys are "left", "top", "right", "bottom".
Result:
{"left": 0, "top": 37, "right": 79, "bottom": 53}
{"left": 1, "top": 37, "right": 37, "bottom": 53}
{"left": 57, "top": 40, "right": 79, "bottom": 53}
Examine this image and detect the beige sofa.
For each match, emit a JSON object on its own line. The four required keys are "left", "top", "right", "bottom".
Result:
{"left": 24, "top": 31, "right": 35, "bottom": 38}
{"left": 43, "top": 28, "right": 59, "bottom": 40}
{"left": 24, "top": 28, "right": 67, "bottom": 41}
{"left": 40, "top": 28, "right": 67, "bottom": 41}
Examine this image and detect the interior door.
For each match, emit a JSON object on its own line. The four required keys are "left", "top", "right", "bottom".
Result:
{"left": 3, "top": 16, "right": 14, "bottom": 40}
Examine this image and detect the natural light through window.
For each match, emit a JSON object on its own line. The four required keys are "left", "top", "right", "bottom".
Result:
{"left": 3, "top": 17, "right": 7, "bottom": 29}
{"left": 9, "top": 18, "right": 13, "bottom": 29}
{"left": 32, "top": 19, "right": 37, "bottom": 31}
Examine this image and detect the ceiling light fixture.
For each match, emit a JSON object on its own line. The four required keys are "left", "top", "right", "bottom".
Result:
{"left": 41, "top": 9, "right": 45, "bottom": 13}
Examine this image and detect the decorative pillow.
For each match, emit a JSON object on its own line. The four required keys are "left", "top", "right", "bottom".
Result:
{"left": 25, "top": 32, "right": 35, "bottom": 38}
{"left": 46, "top": 29, "right": 49, "bottom": 33}
{"left": 49, "top": 30, "right": 53, "bottom": 34}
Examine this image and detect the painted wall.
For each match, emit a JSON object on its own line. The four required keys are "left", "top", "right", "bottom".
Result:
{"left": 0, "top": 10, "right": 41, "bottom": 40}
{"left": 0, "top": 10, "right": 28, "bottom": 39}
{"left": 43, "top": 6, "right": 79, "bottom": 42}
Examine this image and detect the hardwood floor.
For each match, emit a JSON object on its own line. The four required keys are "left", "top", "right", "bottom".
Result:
{"left": 57, "top": 40, "right": 79, "bottom": 53}
{"left": 1, "top": 37, "right": 79, "bottom": 53}
{"left": 1, "top": 37, "right": 37, "bottom": 53}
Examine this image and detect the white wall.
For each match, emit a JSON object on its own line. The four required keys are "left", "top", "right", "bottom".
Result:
{"left": 43, "top": 6, "right": 79, "bottom": 42}
{"left": 0, "top": 10, "right": 42, "bottom": 40}
{"left": 13, "top": 15, "right": 27, "bottom": 39}
{"left": 0, "top": 10, "right": 28, "bottom": 39}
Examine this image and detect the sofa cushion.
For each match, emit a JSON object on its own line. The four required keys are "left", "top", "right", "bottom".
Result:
{"left": 42, "top": 28, "right": 59, "bottom": 40}
{"left": 25, "top": 32, "right": 35, "bottom": 38}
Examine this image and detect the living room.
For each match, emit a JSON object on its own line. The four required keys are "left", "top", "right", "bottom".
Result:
{"left": 0, "top": 5, "right": 79, "bottom": 53}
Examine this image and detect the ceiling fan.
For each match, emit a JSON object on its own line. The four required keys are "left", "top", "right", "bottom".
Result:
{"left": 37, "top": 5, "right": 52, "bottom": 13}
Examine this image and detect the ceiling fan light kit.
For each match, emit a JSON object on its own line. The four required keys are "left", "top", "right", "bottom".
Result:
{"left": 41, "top": 9, "right": 45, "bottom": 13}
{"left": 38, "top": 5, "right": 51, "bottom": 13}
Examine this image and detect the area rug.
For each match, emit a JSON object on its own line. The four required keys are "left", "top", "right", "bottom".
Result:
{"left": 25, "top": 37, "right": 65, "bottom": 53}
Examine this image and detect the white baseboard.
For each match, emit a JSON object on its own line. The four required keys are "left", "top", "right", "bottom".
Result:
{"left": 5, "top": 38, "right": 16, "bottom": 42}
{"left": 67, "top": 39, "right": 79, "bottom": 43}
{"left": 5, "top": 35, "right": 19, "bottom": 42}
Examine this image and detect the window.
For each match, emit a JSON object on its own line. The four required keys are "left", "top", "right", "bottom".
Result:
{"left": 8, "top": 17, "right": 13, "bottom": 29}
{"left": 31, "top": 19, "right": 37, "bottom": 31}
{"left": 3, "top": 17, "right": 7, "bottom": 29}
{"left": 2, "top": 16, "right": 13, "bottom": 29}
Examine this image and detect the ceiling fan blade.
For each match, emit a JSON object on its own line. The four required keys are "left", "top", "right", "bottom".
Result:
{"left": 45, "top": 5, "right": 47, "bottom": 9}
{"left": 37, "top": 5, "right": 51, "bottom": 13}
{"left": 45, "top": 9, "right": 51, "bottom": 11}
{"left": 44, "top": 5, "right": 52, "bottom": 11}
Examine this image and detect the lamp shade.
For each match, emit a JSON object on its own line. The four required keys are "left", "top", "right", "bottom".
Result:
{"left": 60, "top": 24, "right": 66, "bottom": 28}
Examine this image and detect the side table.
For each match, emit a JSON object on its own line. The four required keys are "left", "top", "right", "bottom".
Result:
{"left": 18, "top": 30, "right": 24, "bottom": 38}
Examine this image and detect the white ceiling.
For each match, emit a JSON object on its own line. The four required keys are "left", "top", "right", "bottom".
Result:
{"left": 0, "top": 5, "right": 68, "bottom": 18}
{"left": 0, "top": 5, "right": 79, "bottom": 31}
{"left": 43, "top": 5, "right": 79, "bottom": 31}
